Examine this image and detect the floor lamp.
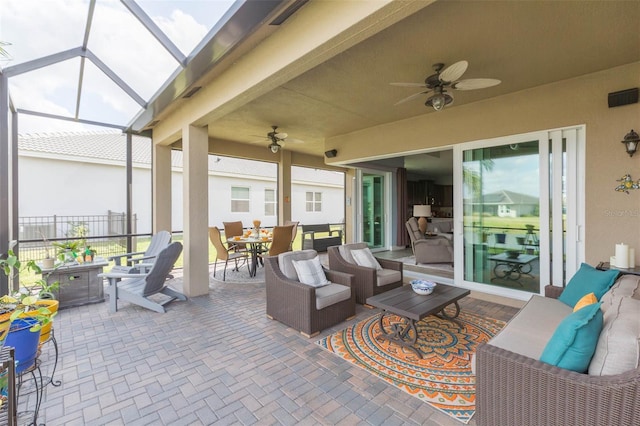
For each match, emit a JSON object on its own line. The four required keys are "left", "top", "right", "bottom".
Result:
{"left": 413, "top": 205, "right": 432, "bottom": 234}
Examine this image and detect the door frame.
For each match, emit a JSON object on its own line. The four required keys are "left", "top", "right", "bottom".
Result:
{"left": 355, "top": 169, "right": 392, "bottom": 251}
{"left": 453, "top": 126, "right": 585, "bottom": 301}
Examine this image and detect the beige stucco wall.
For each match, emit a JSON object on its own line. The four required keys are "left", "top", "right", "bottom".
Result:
{"left": 328, "top": 62, "right": 640, "bottom": 265}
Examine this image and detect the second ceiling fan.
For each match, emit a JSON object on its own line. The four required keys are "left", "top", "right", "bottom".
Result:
{"left": 391, "top": 60, "right": 501, "bottom": 111}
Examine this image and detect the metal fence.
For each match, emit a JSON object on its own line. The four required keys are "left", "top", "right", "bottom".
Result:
{"left": 17, "top": 212, "right": 139, "bottom": 262}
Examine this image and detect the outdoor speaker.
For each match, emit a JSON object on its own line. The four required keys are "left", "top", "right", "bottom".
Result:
{"left": 608, "top": 88, "right": 639, "bottom": 108}
{"left": 325, "top": 149, "right": 337, "bottom": 158}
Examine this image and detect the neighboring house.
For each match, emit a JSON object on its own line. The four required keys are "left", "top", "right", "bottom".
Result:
{"left": 466, "top": 190, "right": 539, "bottom": 218}
{"left": 17, "top": 131, "right": 344, "bottom": 237}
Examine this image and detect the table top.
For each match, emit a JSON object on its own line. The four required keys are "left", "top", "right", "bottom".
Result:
{"left": 489, "top": 253, "right": 537, "bottom": 264}
{"left": 228, "top": 236, "right": 272, "bottom": 244}
{"left": 366, "top": 284, "right": 470, "bottom": 322}
{"left": 40, "top": 257, "right": 109, "bottom": 273}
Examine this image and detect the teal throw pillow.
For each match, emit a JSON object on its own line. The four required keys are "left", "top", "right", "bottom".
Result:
{"left": 539, "top": 301, "right": 603, "bottom": 372}
{"left": 558, "top": 263, "right": 618, "bottom": 307}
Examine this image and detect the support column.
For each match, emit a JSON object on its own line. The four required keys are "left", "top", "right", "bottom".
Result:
{"left": 0, "top": 73, "right": 10, "bottom": 295}
{"left": 278, "top": 150, "right": 292, "bottom": 225}
{"left": 182, "top": 125, "right": 209, "bottom": 297}
{"left": 152, "top": 142, "right": 172, "bottom": 233}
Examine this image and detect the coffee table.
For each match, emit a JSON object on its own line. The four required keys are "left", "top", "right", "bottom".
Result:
{"left": 366, "top": 284, "right": 470, "bottom": 359}
{"left": 489, "top": 252, "right": 537, "bottom": 283}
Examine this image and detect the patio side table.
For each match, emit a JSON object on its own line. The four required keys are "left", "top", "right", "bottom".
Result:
{"left": 40, "top": 259, "right": 109, "bottom": 309}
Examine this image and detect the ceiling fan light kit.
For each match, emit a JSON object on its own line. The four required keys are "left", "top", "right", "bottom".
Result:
{"left": 392, "top": 60, "right": 501, "bottom": 111}
{"left": 269, "top": 142, "right": 281, "bottom": 153}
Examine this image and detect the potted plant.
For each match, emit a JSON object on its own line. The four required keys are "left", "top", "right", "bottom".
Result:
{"left": 52, "top": 240, "right": 80, "bottom": 263}
{"left": 0, "top": 249, "right": 59, "bottom": 344}
{"left": 39, "top": 232, "right": 55, "bottom": 269}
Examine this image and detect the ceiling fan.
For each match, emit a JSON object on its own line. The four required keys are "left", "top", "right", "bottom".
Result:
{"left": 266, "top": 125, "right": 287, "bottom": 153}
{"left": 254, "top": 126, "right": 303, "bottom": 153}
{"left": 391, "top": 60, "right": 501, "bottom": 111}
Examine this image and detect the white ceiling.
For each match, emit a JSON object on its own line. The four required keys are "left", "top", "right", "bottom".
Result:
{"left": 202, "top": 0, "right": 640, "bottom": 173}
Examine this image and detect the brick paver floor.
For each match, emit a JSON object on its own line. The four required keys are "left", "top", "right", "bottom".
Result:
{"left": 26, "top": 264, "right": 519, "bottom": 425}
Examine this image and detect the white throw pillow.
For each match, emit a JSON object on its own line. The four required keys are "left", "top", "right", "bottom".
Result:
{"left": 292, "top": 257, "right": 330, "bottom": 287}
{"left": 350, "top": 248, "right": 382, "bottom": 270}
{"left": 588, "top": 296, "right": 640, "bottom": 376}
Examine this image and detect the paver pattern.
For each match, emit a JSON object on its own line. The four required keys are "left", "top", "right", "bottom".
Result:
{"left": 28, "top": 265, "right": 518, "bottom": 425}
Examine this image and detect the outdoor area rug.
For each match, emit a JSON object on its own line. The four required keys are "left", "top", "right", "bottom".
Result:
{"left": 316, "top": 309, "right": 506, "bottom": 424}
{"left": 209, "top": 262, "right": 265, "bottom": 284}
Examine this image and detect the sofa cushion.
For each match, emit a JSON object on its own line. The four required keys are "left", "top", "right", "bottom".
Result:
{"left": 488, "top": 295, "right": 573, "bottom": 360}
{"left": 589, "top": 296, "right": 640, "bottom": 376}
{"left": 350, "top": 248, "right": 382, "bottom": 270}
{"left": 601, "top": 274, "right": 640, "bottom": 313}
{"left": 558, "top": 263, "right": 618, "bottom": 307}
{"left": 278, "top": 249, "right": 319, "bottom": 280}
{"left": 292, "top": 257, "right": 330, "bottom": 287}
{"left": 540, "top": 301, "right": 603, "bottom": 373}
{"left": 573, "top": 292, "right": 597, "bottom": 312}
{"left": 316, "top": 283, "right": 351, "bottom": 310}
{"left": 376, "top": 269, "right": 402, "bottom": 287}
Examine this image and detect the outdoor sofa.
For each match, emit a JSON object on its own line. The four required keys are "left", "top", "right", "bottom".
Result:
{"left": 475, "top": 267, "right": 640, "bottom": 426}
{"left": 301, "top": 224, "right": 342, "bottom": 252}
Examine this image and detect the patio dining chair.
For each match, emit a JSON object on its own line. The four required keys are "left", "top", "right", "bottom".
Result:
{"left": 223, "top": 221, "right": 248, "bottom": 253}
{"left": 265, "top": 224, "right": 295, "bottom": 257}
{"left": 108, "top": 230, "right": 171, "bottom": 274}
{"left": 284, "top": 220, "right": 299, "bottom": 250}
{"left": 209, "top": 226, "right": 249, "bottom": 281}
{"left": 100, "top": 242, "right": 187, "bottom": 313}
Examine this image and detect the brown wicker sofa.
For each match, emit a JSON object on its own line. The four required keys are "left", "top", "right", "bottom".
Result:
{"left": 475, "top": 274, "right": 640, "bottom": 426}
{"left": 265, "top": 250, "right": 355, "bottom": 338}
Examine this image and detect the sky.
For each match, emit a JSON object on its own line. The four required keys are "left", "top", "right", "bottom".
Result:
{"left": 0, "top": 0, "right": 235, "bottom": 133}
{"left": 464, "top": 151, "right": 541, "bottom": 197}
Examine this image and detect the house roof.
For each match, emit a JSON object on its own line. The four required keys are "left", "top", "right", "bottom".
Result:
{"left": 469, "top": 190, "right": 539, "bottom": 205}
{"left": 17, "top": 131, "right": 342, "bottom": 185}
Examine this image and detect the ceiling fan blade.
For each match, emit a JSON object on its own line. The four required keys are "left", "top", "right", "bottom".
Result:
{"left": 452, "top": 78, "right": 501, "bottom": 91}
{"left": 394, "top": 90, "right": 432, "bottom": 105}
{"left": 286, "top": 137, "right": 305, "bottom": 144}
{"left": 439, "top": 60, "right": 468, "bottom": 83}
{"left": 389, "top": 82, "right": 428, "bottom": 87}
{"left": 274, "top": 132, "right": 288, "bottom": 140}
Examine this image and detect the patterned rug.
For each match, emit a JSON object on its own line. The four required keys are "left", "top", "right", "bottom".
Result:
{"left": 317, "top": 309, "right": 505, "bottom": 424}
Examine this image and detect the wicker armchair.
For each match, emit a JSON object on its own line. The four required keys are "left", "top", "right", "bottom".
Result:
{"left": 475, "top": 284, "right": 640, "bottom": 426}
{"left": 265, "top": 250, "right": 356, "bottom": 338}
{"left": 327, "top": 243, "right": 403, "bottom": 305}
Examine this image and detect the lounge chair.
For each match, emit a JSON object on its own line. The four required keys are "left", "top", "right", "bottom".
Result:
{"left": 108, "top": 230, "right": 171, "bottom": 273}
{"left": 265, "top": 250, "right": 355, "bottom": 337}
{"left": 327, "top": 243, "right": 403, "bottom": 304}
{"left": 406, "top": 217, "right": 453, "bottom": 264}
{"left": 100, "top": 242, "right": 186, "bottom": 313}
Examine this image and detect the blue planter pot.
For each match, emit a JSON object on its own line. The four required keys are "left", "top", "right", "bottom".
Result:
{"left": 4, "top": 318, "right": 41, "bottom": 374}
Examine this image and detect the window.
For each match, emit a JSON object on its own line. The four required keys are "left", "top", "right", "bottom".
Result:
{"left": 265, "top": 189, "right": 276, "bottom": 216}
{"left": 306, "top": 192, "right": 322, "bottom": 212}
{"left": 231, "top": 187, "right": 250, "bottom": 212}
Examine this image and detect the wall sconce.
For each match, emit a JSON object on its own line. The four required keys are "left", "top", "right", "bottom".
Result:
{"left": 413, "top": 205, "right": 432, "bottom": 234}
{"left": 622, "top": 129, "right": 639, "bottom": 157}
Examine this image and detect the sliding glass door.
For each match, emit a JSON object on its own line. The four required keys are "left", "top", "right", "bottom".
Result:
{"left": 359, "top": 171, "right": 388, "bottom": 250}
{"left": 454, "top": 127, "right": 584, "bottom": 297}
